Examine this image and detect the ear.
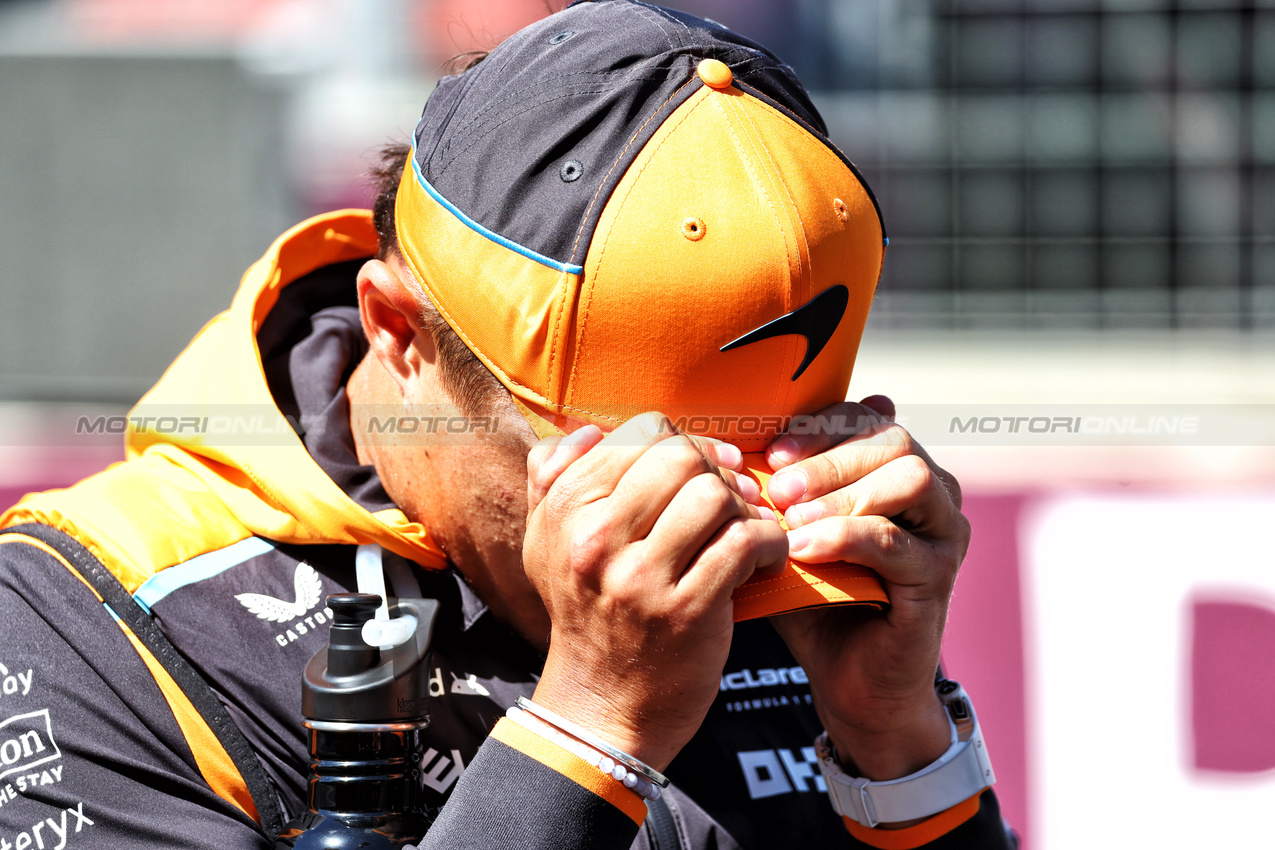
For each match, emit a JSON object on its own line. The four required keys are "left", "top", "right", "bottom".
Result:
{"left": 356, "top": 257, "right": 436, "bottom": 396}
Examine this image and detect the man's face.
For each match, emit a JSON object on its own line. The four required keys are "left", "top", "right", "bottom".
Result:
{"left": 405, "top": 392, "right": 549, "bottom": 647}
{"left": 353, "top": 253, "right": 552, "bottom": 647}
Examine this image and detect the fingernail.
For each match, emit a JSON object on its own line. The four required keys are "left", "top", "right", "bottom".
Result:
{"left": 714, "top": 442, "right": 742, "bottom": 470}
{"left": 736, "top": 474, "right": 761, "bottom": 503}
{"left": 785, "top": 501, "right": 823, "bottom": 527}
{"left": 769, "top": 437, "right": 799, "bottom": 465}
{"left": 788, "top": 529, "right": 810, "bottom": 553}
{"left": 768, "top": 469, "right": 807, "bottom": 505}
{"left": 551, "top": 425, "right": 597, "bottom": 463}
{"left": 543, "top": 435, "right": 568, "bottom": 466}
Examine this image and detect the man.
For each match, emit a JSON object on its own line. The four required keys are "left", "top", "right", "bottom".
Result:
{"left": 0, "top": 1, "right": 1013, "bottom": 847}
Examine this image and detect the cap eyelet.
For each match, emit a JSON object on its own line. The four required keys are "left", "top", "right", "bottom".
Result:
{"left": 833, "top": 198, "right": 849, "bottom": 222}
{"left": 682, "top": 217, "right": 706, "bottom": 241}
{"left": 548, "top": 29, "right": 575, "bottom": 45}
{"left": 560, "top": 160, "right": 584, "bottom": 183}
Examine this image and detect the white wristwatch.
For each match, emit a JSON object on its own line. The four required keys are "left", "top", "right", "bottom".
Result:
{"left": 814, "top": 680, "right": 995, "bottom": 828}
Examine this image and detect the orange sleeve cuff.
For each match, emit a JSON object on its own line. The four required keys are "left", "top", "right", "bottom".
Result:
{"left": 842, "top": 789, "right": 987, "bottom": 850}
{"left": 489, "top": 716, "right": 648, "bottom": 825}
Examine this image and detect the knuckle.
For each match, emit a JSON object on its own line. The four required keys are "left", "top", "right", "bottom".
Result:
{"left": 690, "top": 472, "right": 736, "bottom": 515}
{"left": 565, "top": 521, "right": 612, "bottom": 578}
{"left": 871, "top": 517, "right": 911, "bottom": 559}
{"left": 952, "top": 511, "right": 972, "bottom": 558}
{"left": 717, "top": 516, "right": 753, "bottom": 548}
{"left": 941, "top": 469, "right": 964, "bottom": 509}
{"left": 630, "top": 411, "right": 676, "bottom": 441}
{"left": 895, "top": 454, "right": 934, "bottom": 493}
{"left": 660, "top": 434, "right": 710, "bottom": 469}
{"left": 876, "top": 422, "right": 916, "bottom": 453}
{"left": 804, "top": 449, "right": 851, "bottom": 493}
{"left": 606, "top": 565, "right": 648, "bottom": 608}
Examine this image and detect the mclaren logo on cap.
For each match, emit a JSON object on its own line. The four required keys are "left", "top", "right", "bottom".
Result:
{"left": 720, "top": 285, "right": 850, "bottom": 380}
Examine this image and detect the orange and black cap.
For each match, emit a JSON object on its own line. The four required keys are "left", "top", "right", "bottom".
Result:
{"left": 395, "top": 0, "right": 889, "bottom": 617}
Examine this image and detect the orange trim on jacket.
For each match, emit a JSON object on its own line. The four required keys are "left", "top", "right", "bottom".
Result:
{"left": 843, "top": 789, "right": 987, "bottom": 850}
{"left": 489, "top": 717, "right": 648, "bottom": 826}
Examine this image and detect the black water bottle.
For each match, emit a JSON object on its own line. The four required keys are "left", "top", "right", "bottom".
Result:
{"left": 275, "top": 592, "right": 440, "bottom": 849}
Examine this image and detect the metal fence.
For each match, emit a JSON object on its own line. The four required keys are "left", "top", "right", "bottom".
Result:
{"left": 799, "top": 0, "right": 1274, "bottom": 330}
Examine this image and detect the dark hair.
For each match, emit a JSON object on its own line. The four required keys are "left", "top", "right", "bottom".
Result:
{"left": 368, "top": 140, "right": 506, "bottom": 421}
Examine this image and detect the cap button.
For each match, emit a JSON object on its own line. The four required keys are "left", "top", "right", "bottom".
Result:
{"left": 697, "top": 58, "right": 733, "bottom": 90}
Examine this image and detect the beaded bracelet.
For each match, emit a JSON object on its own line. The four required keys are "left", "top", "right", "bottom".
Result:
{"left": 506, "top": 706, "right": 663, "bottom": 801}
{"left": 511, "top": 698, "right": 669, "bottom": 800}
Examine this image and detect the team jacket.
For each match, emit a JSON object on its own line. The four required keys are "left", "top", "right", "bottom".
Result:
{"left": 0, "top": 212, "right": 1014, "bottom": 850}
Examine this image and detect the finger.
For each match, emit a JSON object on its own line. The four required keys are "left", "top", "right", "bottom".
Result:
{"left": 783, "top": 455, "right": 961, "bottom": 541}
{"left": 721, "top": 467, "right": 762, "bottom": 504}
{"left": 766, "top": 420, "right": 919, "bottom": 510}
{"left": 766, "top": 401, "right": 889, "bottom": 470}
{"left": 785, "top": 513, "right": 965, "bottom": 593}
{"left": 527, "top": 425, "right": 605, "bottom": 512}
{"left": 857, "top": 394, "right": 895, "bottom": 422}
{"left": 545, "top": 412, "right": 681, "bottom": 511}
{"left": 677, "top": 515, "right": 789, "bottom": 608}
{"left": 608, "top": 435, "right": 733, "bottom": 542}
{"left": 640, "top": 471, "right": 760, "bottom": 582}
{"left": 683, "top": 436, "right": 761, "bottom": 503}
{"left": 689, "top": 436, "right": 743, "bottom": 472}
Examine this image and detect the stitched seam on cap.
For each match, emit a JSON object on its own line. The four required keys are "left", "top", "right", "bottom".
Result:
{"left": 435, "top": 69, "right": 669, "bottom": 167}
{"left": 568, "top": 85, "right": 708, "bottom": 409}
{"left": 630, "top": 2, "right": 683, "bottom": 48}
{"left": 545, "top": 267, "right": 570, "bottom": 405}
{"left": 735, "top": 94, "right": 813, "bottom": 416}
{"left": 554, "top": 74, "right": 697, "bottom": 407}
{"left": 398, "top": 204, "right": 604, "bottom": 419}
{"left": 733, "top": 80, "right": 835, "bottom": 149}
{"left": 717, "top": 93, "right": 794, "bottom": 417}
{"left": 734, "top": 77, "right": 882, "bottom": 236}
{"left": 735, "top": 564, "right": 876, "bottom": 597}
{"left": 436, "top": 79, "right": 654, "bottom": 176}
{"left": 395, "top": 220, "right": 540, "bottom": 405}
{"left": 566, "top": 75, "right": 697, "bottom": 264}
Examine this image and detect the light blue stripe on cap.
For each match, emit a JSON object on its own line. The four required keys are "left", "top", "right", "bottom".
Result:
{"left": 409, "top": 139, "right": 585, "bottom": 276}
{"left": 133, "top": 536, "right": 275, "bottom": 613}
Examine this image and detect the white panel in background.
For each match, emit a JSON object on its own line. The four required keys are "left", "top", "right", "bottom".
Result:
{"left": 1023, "top": 494, "right": 1275, "bottom": 849}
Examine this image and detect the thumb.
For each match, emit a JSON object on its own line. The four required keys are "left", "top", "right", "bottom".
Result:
{"left": 525, "top": 424, "right": 604, "bottom": 514}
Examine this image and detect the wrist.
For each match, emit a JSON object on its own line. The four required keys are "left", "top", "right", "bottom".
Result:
{"left": 816, "top": 679, "right": 997, "bottom": 830}
{"left": 824, "top": 695, "right": 951, "bottom": 781}
{"left": 532, "top": 656, "right": 686, "bottom": 772}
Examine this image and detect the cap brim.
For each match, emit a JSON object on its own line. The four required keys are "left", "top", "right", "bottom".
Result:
{"left": 513, "top": 397, "right": 889, "bottom": 621}
{"left": 733, "top": 454, "right": 888, "bottom": 621}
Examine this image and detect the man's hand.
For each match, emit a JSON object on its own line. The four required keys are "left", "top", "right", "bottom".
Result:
{"left": 763, "top": 397, "right": 970, "bottom": 784}
{"left": 523, "top": 413, "right": 788, "bottom": 772}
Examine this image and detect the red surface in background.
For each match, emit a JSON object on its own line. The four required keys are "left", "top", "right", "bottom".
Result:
{"left": 943, "top": 494, "right": 1031, "bottom": 847}
{"left": 66, "top": 0, "right": 283, "bottom": 40}
{"left": 1190, "top": 596, "right": 1275, "bottom": 774}
{"left": 414, "top": 0, "right": 556, "bottom": 66}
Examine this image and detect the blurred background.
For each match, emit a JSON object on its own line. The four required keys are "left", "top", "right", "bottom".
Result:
{"left": 1, "top": 0, "right": 1273, "bottom": 846}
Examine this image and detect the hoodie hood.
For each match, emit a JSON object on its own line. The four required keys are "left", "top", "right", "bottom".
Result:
{"left": 2, "top": 212, "right": 448, "bottom": 593}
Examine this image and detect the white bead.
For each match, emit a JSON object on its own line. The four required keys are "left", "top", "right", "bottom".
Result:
{"left": 648, "top": 784, "right": 662, "bottom": 801}
{"left": 598, "top": 756, "right": 615, "bottom": 774}
{"left": 612, "top": 764, "right": 627, "bottom": 781}
{"left": 622, "top": 772, "right": 639, "bottom": 788}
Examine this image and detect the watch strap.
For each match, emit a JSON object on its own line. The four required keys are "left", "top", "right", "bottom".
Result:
{"left": 815, "top": 681, "right": 995, "bottom": 828}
